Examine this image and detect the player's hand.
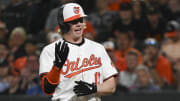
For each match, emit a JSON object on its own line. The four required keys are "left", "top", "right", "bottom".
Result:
{"left": 53, "top": 41, "right": 69, "bottom": 69}
{"left": 73, "top": 80, "right": 97, "bottom": 96}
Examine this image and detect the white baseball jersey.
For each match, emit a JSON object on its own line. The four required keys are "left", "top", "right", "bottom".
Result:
{"left": 39, "top": 38, "right": 118, "bottom": 101}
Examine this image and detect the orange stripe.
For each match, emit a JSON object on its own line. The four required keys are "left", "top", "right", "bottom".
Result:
{"left": 64, "top": 14, "right": 81, "bottom": 22}
{"left": 65, "top": 64, "right": 102, "bottom": 78}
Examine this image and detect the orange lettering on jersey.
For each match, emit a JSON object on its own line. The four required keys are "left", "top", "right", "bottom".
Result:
{"left": 61, "top": 54, "right": 102, "bottom": 78}
{"left": 89, "top": 55, "right": 95, "bottom": 66}
{"left": 74, "top": 58, "right": 80, "bottom": 70}
{"left": 61, "top": 59, "right": 70, "bottom": 75}
{"left": 82, "top": 58, "right": 88, "bottom": 67}
{"left": 70, "top": 61, "right": 76, "bottom": 71}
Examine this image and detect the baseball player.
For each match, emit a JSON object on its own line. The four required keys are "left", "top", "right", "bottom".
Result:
{"left": 39, "top": 3, "right": 118, "bottom": 101}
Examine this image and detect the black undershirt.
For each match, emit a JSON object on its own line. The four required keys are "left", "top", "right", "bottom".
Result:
{"left": 63, "top": 38, "right": 85, "bottom": 46}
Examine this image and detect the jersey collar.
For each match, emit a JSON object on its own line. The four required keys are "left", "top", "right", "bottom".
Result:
{"left": 63, "top": 38, "right": 85, "bottom": 46}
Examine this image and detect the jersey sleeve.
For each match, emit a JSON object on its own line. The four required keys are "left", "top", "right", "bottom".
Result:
{"left": 39, "top": 46, "right": 54, "bottom": 75}
{"left": 101, "top": 47, "right": 118, "bottom": 80}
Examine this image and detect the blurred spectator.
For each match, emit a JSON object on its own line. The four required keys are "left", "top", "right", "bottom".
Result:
{"left": 0, "top": 70, "right": 21, "bottom": 95}
{"left": 27, "top": 0, "right": 59, "bottom": 35}
{"left": 8, "top": 27, "right": 27, "bottom": 74}
{"left": 75, "top": 0, "right": 96, "bottom": 14}
{"left": 157, "top": 0, "right": 174, "bottom": 21}
{"left": 118, "top": 51, "right": 139, "bottom": 89}
{"left": 143, "top": 5, "right": 167, "bottom": 41}
{"left": 130, "top": 64, "right": 160, "bottom": 92}
{"left": 0, "top": 57, "right": 42, "bottom": 95}
{"left": 0, "top": 42, "right": 9, "bottom": 63}
{"left": 108, "top": 0, "right": 121, "bottom": 11}
{"left": 143, "top": 38, "right": 174, "bottom": 88}
{"left": 132, "top": 0, "right": 146, "bottom": 22}
{"left": 26, "top": 77, "right": 44, "bottom": 95}
{"left": 47, "top": 32, "right": 62, "bottom": 43}
{"left": 108, "top": 0, "right": 132, "bottom": 11}
{"left": 83, "top": 21, "right": 96, "bottom": 40}
{"left": 45, "top": 0, "right": 75, "bottom": 33}
{"left": 19, "top": 67, "right": 31, "bottom": 94}
{"left": 19, "top": 67, "right": 38, "bottom": 95}
{"left": 174, "top": 58, "right": 180, "bottom": 91}
{"left": 168, "top": 0, "right": 180, "bottom": 20}
{"left": 0, "top": 21, "right": 8, "bottom": 44}
{"left": 112, "top": 2, "right": 134, "bottom": 38}
{"left": 144, "top": 0, "right": 159, "bottom": 6}
{"left": 44, "top": 6, "right": 59, "bottom": 33}
{"left": 103, "top": 40, "right": 128, "bottom": 73}
{"left": 1, "top": 0, "right": 29, "bottom": 32}
{"left": 21, "top": 56, "right": 42, "bottom": 95}
{"left": 114, "top": 29, "right": 142, "bottom": 71}
{"left": 26, "top": 55, "right": 39, "bottom": 73}
{"left": 88, "top": 0, "right": 118, "bottom": 42}
{"left": 0, "top": 60, "right": 10, "bottom": 93}
{"left": 8, "top": 27, "right": 26, "bottom": 59}
{"left": 13, "top": 40, "right": 39, "bottom": 75}
{"left": 131, "top": 0, "right": 148, "bottom": 41}
{"left": 13, "top": 56, "right": 27, "bottom": 75}
{"left": 162, "top": 20, "right": 180, "bottom": 64}
{"left": 24, "top": 39, "right": 37, "bottom": 56}
{"left": 102, "top": 40, "right": 116, "bottom": 62}
{"left": 145, "top": 0, "right": 173, "bottom": 22}
{"left": 112, "top": 2, "right": 146, "bottom": 42}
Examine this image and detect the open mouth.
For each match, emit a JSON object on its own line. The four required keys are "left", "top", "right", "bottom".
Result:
{"left": 74, "top": 28, "right": 82, "bottom": 33}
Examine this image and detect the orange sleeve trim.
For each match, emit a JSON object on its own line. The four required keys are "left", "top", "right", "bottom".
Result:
{"left": 46, "top": 65, "right": 61, "bottom": 84}
{"left": 42, "top": 76, "right": 56, "bottom": 95}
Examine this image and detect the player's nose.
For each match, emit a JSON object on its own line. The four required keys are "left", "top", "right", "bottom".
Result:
{"left": 76, "top": 22, "right": 84, "bottom": 27}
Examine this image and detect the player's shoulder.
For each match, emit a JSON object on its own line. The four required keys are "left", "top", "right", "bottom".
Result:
{"left": 84, "top": 38, "right": 105, "bottom": 49}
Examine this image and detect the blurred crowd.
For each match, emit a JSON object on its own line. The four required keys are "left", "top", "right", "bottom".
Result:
{"left": 0, "top": 0, "right": 180, "bottom": 96}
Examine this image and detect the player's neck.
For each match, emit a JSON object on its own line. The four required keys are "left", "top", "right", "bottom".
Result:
{"left": 63, "top": 34, "right": 83, "bottom": 44}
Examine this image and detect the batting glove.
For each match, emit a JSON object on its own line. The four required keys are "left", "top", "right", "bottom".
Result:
{"left": 73, "top": 80, "right": 97, "bottom": 96}
{"left": 53, "top": 41, "right": 69, "bottom": 69}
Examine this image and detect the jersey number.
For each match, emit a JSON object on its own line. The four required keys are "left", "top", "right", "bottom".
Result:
{"left": 95, "top": 72, "right": 100, "bottom": 84}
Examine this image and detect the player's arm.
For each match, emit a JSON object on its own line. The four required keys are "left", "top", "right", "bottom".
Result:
{"left": 40, "top": 41, "right": 69, "bottom": 95}
{"left": 96, "top": 46, "right": 118, "bottom": 96}
{"left": 96, "top": 75, "right": 117, "bottom": 96}
{"left": 40, "top": 66, "right": 61, "bottom": 95}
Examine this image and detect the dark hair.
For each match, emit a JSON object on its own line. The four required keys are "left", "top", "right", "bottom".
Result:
{"left": 146, "top": 5, "right": 160, "bottom": 15}
{"left": 0, "top": 41, "right": 9, "bottom": 49}
{"left": 25, "top": 39, "right": 37, "bottom": 45}
{"left": 115, "top": 28, "right": 131, "bottom": 40}
{"left": 0, "top": 59, "right": 9, "bottom": 67}
{"left": 119, "top": 2, "right": 132, "bottom": 11}
{"left": 127, "top": 51, "right": 138, "bottom": 57}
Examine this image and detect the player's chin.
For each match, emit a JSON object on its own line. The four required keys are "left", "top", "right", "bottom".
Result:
{"left": 73, "top": 30, "right": 83, "bottom": 37}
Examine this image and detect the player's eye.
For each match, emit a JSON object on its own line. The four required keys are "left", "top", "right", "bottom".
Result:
{"left": 67, "top": 18, "right": 84, "bottom": 25}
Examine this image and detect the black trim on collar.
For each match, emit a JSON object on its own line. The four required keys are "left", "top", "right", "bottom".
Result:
{"left": 63, "top": 38, "right": 85, "bottom": 46}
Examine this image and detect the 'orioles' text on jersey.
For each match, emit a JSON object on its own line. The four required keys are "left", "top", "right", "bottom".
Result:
{"left": 39, "top": 38, "right": 118, "bottom": 101}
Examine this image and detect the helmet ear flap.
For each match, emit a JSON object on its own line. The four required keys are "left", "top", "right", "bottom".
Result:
{"left": 57, "top": 6, "right": 70, "bottom": 34}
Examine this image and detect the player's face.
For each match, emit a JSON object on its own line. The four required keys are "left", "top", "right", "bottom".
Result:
{"left": 67, "top": 18, "right": 85, "bottom": 39}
